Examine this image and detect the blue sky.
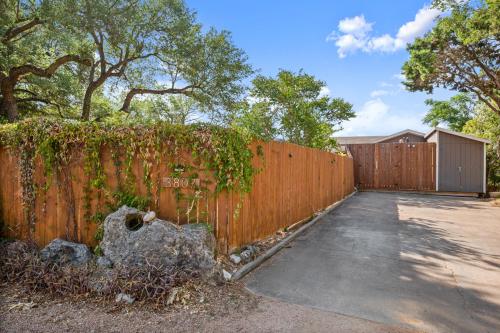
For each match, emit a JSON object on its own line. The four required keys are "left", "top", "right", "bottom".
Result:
{"left": 187, "top": 0, "right": 454, "bottom": 136}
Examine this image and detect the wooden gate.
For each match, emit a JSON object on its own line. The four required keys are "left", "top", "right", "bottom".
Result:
{"left": 347, "top": 143, "right": 436, "bottom": 191}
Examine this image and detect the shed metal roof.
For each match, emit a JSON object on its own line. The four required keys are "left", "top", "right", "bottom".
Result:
{"left": 373, "top": 129, "right": 425, "bottom": 143}
{"left": 336, "top": 128, "right": 491, "bottom": 145}
{"left": 424, "top": 127, "right": 491, "bottom": 144}
{"left": 335, "top": 129, "right": 425, "bottom": 145}
{"left": 335, "top": 136, "right": 386, "bottom": 145}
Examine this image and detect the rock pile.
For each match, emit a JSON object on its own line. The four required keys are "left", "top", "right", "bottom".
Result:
{"left": 39, "top": 206, "right": 219, "bottom": 280}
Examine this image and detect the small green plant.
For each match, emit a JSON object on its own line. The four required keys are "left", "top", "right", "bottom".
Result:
{"left": 196, "top": 222, "right": 213, "bottom": 233}
{"left": 112, "top": 191, "right": 150, "bottom": 211}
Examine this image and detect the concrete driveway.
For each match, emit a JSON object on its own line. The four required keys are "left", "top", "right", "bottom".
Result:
{"left": 245, "top": 192, "right": 500, "bottom": 333}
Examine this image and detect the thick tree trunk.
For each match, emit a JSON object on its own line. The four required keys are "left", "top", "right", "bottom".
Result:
{"left": 0, "top": 79, "right": 19, "bottom": 121}
{"left": 120, "top": 90, "right": 136, "bottom": 113}
{"left": 81, "top": 85, "right": 96, "bottom": 121}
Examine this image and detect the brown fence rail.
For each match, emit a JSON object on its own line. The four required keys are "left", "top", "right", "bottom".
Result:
{"left": 0, "top": 141, "right": 354, "bottom": 253}
{"left": 348, "top": 142, "right": 436, "bottom": 191}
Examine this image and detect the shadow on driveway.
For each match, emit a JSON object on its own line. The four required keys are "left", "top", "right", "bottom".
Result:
{"left": 244, "top": 192, "right": 500, "bottom": 333}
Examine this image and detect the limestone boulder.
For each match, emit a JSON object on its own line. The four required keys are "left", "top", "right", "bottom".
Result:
{"left": 40, "top": 238, "right": 93, "bottom": 266}
{"left": 99, "top": 206, "right": 217, "bottom": 277}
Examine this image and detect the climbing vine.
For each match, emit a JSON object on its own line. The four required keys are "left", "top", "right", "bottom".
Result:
{"left": 0, "top": 118, "right": 259, "bottom": 243}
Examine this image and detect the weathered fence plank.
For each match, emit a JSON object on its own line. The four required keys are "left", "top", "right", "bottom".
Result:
{"left": 0, "top": 141, "right": 354, "bottom": 253}
{"left": 347, "top": 142, "right": 435, "bottom": 191}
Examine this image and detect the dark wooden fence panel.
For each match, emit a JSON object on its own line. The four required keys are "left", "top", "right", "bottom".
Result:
{"left": 0, "top": 141, "right": 354, "bottom": 253}
{"left": 348, "top": 143, "right": 435, "bottom": 191}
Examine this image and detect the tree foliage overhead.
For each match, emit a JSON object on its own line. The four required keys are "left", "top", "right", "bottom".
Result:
{"left": 0, "top": 0, "right": 92, "bottom": 121}
{"left": 123, "top": 95, "right": 200, "bottom": 124}
{"left": 243, "top": 69, "right": 355, "bottom": 149}
{"left": 402, "top": 0, "right": 499, "bottom": 116}
{"left": 0, "top": 1, "right": 357, "bottom": 154}
{"left": 423, "top": 93, "right": 476, "bottom": 131}
{"left": 0, "top": 0, "right": 253, "bottom": 122}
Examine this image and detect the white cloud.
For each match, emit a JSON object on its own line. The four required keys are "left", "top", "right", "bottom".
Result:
{"left": 379, "top": 81, "right": 394, "bottom": 88}
{"left": 370, "top": 90, "right": 389, "bottom": 98}
{"left": 326, "top": 15, "right": 373, "bottom": 58}
{"left": 246, "top": 95, "right": 262, "bottom": 105}
{"left": 393, "top": 73, "right": 406, "bottom": 81}
{"left": 319, "top": 86, "right": 331, "bottom": 97}
{"left": 337, "top": 98, "right": 427, "bottom": 136}
{"left": 326, "top": 5, "right": 441, "bottom": 57}
{"left": 333, "top": 34, "right": 366, "bottom": 58}
{"left": 395, "top": 6, "right": 441, "bottom": 47}
{"left": 368, "top": 34, "right": 397, "bottom": 52}
{"left": 371, "top": 74, "right": 406, "bottom": 98}
{"left": 338, "top": 15, "right": 373, "bottom": 37}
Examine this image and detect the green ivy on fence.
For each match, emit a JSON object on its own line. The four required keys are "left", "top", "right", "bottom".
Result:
{"left": 0, "top": 118, "right": 259, "bottom": 243}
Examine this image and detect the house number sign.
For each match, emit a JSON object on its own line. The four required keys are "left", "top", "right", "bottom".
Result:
{"left": 162, "top": 177, "right": 200, "bottom": 188}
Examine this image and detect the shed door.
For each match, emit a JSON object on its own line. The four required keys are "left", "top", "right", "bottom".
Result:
{"left": 439, "top": 142, "right": 483, "bottom": 192}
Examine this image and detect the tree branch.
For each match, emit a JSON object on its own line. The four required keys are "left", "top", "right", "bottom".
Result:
{"left": 13, "top": 88, "right": 37, "bottom": 96}
{"left": 17, "top": 96, "right": 63, "bottom": 115}
{"left": 120, "top": 85, "right": 197, "bottom": 112}
{"left": 463, "top": 44, "right": 500, "bottom": 88}
{"left": 2, "top": 17, "right": 45, "bottom": 44}
{"left": 10, "top": 55, "right": 92, "bottom": 80}
{"left": 445, "top": 53, "right": 500, "bottom": 115}
{"left": 90, "top": 30, "right": 107, "bottom": 75}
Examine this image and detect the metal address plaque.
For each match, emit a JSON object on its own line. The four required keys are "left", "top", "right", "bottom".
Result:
{"left": 162, "top": 177, "right": 201, "bottom": 188}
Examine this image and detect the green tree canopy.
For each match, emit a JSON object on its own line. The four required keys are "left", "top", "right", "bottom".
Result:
{"left": 245, "top": 69, "right": 354, "bottom": 149}
{"left": 462, "top": 104, "right": 500, "bottom": 189}
{"left": 55, "top": 0, "right": 253, "bottom": 120}
{"left": 231, "top": 101, "right": 277, "bottom": 141}
{"left": 1, "top": 0, "right": 253, "bottom": 122}
{"left": 402, "top": 0, "right": 499, "bottom": 116}
{"left": 124, "top": 95, "right": 200, "bottom": 124}
{"left": 423, "top": 93, "right": 476, "bottom": 131}
{"left": 0, "top": 0, "right": 92, "bottom": 121}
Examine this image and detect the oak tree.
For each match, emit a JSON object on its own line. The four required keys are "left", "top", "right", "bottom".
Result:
{"left": 402, "top": 0, "right": 499, "bottom": 116}
{"left": 55, "top": 0, "right": 252, "bottom": 120}
{"left": 0, "top": 0, "right": 91, "bottom": 121}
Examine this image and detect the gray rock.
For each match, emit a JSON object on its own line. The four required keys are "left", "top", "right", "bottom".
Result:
{"left": 166, "top": 288, "right": 179, "bottom": 305}
{"left": 239, "top": 245, "right": 258, "bottom": 263}
{"left": 229, "top": 254, "right": 241, "bottom": 264}
{"left": 239, "top": 250, "right": 252, "bottom": 263}
{"left": 222, "top": 269, "right": 232, "bottom": 281}
{"left": 245, "top": 245, "right": 258, "bottom": 253}
{"left": 96, "top": 256, "right": 113, "bottom": 269}
{"left": 143, "top": 211, "right": 156, "bottom": 223}
{"left": 100, "top": 206, "right": 217, "bottom": 277}
{"left": 115, "top": 293, "right": 135, "bottom": 304}
{"left": 40, "top": 238, "right": 93, "bottom": 266}
{"left": 4, "top": 240, "right": 32, "bottom": 255}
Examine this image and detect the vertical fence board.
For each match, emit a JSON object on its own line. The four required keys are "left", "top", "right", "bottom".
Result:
{"left": 1, "top": 141, "right": 355, "bottom": 253}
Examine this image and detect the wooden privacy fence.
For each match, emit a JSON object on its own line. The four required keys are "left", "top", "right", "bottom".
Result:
{"left": 0, "top": 141, "right": 354, "bottom": 253}
{"left": 347, "top": 142, "right": 436, "bottom": 191}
